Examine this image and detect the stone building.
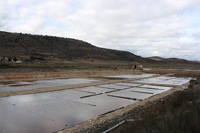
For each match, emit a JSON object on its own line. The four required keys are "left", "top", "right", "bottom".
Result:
{"left": 128, "top": 62, "right": 143, "bottom": 70}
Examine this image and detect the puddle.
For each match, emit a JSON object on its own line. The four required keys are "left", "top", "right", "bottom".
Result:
{"left": 75, "top": 86, "right": 115, "bottom": 94}
{"left": 78, "top": 94, "right": 136, "bottom": 115}
{"left": 0, "top": 76, "right": 178, "bottom": 133}
{"left": 114, "top": 82, "right": 142, "bottom": 87}
{"left": 131, "top": 91, "right": 153, "bottom": 94}
{"left": 0, "top": 87, "right": 136, "bottom": 133}
{"left": 183, "top": 69, "right": 200, "bottom": 72}
{"left": 108, "top": 90, "right": 153, "bottom": 100}
{"left": 0, "top": 99, "right": 16, "bottom": 114}
{"left": 9, "top": 81, "right": 33, "bottom": 87}
{"left": 97, "top": 84, "right": 130, "bottom": 90}
{"left": 143, "top": 68, "right": 152, "bottom": 70}
{"left": 80, "top": 93, "right": 103, "bottom": 99}
{"left": 0, "top": 78, "right": 100, "bottom": 92}
{"left": 0, "top": 91, "right": 97, "bottom": 133}
{"left": 48, "top": 89, "right": 92, "bottom": 102}
{"left": 0, "top": 108, "right": 59, "bottom": 133}
{"left": 135, "top": 76, "right": 191, "bottom": 86}
{"left": 140, "top": 85, "right": 172, "bottom": 90}
{"left": 0, "top": 96, "right": 96, "bottom": 133}
{"left": 127, "top": 87, "right": 170, "bottom": 94}
{"left": 106, "top": 74, "right": 157, "bottom": 79}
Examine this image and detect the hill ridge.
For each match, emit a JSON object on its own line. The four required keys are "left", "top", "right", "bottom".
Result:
{"left": 0, "top": 31, "right": 153, "bottom": 63}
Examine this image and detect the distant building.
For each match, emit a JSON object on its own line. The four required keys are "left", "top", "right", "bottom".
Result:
{"left": 128, "top": 62, "right": 143, "bottom": 70}
{"left": 4, "top": 57, "right": 8, "bottom": 61}
{"left": 15, "top": 60, "right": 22, "bottom": 64}
{"left": 0, "top": 56, "right": 23, "bottom": 64}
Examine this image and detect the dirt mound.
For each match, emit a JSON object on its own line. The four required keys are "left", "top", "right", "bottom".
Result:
{"left": 189, "top": 78, "right": 200, "bottom": 89}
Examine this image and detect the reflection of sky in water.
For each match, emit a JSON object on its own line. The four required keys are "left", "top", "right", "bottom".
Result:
{"left": 0, "top": 91, "right": 96, "bottom": 133}
{"left": 107, "top": 74, "right": 157, "bottom": 79}
{"left": 0, "top": 78, "right": 100, "bottom": 92}
{"left": 0, "top": 85, "right": 137, "bottom": 133}
{"left": 97, "top": 84, "right": 129, "bottom": 90}
{"left": 128, "top": 87, "right": 171, "bottom": 94}
{"left": 108, "top": 90, "right": 153, "bottom": 100}
{"left": 0, "top": 76, "right": 191, "bottom": 132}
{"left": 75, "top": 86, "right": 113, "bottom": 94}
{"left": 114, "top": 82, "right": 142, "bottom": 87}
{"left": 140, "top": 85, "right": 172, "bottom": 90}
{"left": 135, "top": 76, "right": 191, "bottom": 85}
{"left": 143, "top": 68, "right": 152, "bottom": 70}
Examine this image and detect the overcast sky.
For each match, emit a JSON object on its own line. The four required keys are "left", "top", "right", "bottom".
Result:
{"left": 1, "top": 0, "right": 200, "bottom": 61}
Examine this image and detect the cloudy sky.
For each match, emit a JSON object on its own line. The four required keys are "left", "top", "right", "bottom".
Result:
{"left": 1, "top": 0, "right": 200, "bottom": 61}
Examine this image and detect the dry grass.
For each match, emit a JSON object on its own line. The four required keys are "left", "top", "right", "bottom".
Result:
{"left": 112, "top": 87, "right": 200, "bottom": 133}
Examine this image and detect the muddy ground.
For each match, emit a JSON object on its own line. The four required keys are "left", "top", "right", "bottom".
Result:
{"left": 0, "top": 69, "right": 141, "bottom": 82}
{"left": 1, "top": 68, "right": 199, "bottom": 82}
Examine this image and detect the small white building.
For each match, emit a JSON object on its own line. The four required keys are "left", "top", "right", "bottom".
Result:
{"left": 15, "top": 61, "right": 22, "bottom": 64}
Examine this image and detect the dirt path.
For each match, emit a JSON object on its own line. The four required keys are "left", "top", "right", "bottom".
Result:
{"left": 0, "top": 69, "right": 141, "bottom": 82}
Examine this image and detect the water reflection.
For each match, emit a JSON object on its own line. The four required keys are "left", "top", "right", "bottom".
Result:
{"left": 0, "top": 76, "right": 191, "bottom": 133}
{"left": 107, "top": 74, "right": 157, "bottom": 79}
{"left": 0, "top": 78, "right": 100, "bottom": 92}
{"left": 135, "top": 76, "right": 191, "bottom": 85}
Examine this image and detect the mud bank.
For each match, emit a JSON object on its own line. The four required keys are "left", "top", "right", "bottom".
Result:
{"left": 0, "top": 69, "right": 142, "bottom": 82}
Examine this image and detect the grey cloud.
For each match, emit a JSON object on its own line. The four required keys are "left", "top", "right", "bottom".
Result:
{"left": 1, "top": 0, "right": 200, "bottom": 60}
{"left": 192, "top": 32, "right": 200, "bottom": 40}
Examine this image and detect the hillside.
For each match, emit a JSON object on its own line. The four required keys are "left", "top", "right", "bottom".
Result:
{"left": 0, "top": 31, "right": 153, "bottom": 63}
{"left": 148, "top": 56, "right": 200, "bottom": 65}
{"left": 1, "top": 31, "right": 199, "bottom": 68}
{"left": 148, "top": 56, "right": 164, "bottom": 61}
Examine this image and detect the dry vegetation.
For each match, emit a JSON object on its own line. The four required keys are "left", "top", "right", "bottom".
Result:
{"left": 111, "top": 79, "right": 200, "bottom": 133}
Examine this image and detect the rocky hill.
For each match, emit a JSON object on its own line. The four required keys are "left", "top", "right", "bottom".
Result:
{"left": 1, "top": 31, "right": 199, "bottom": 66}
{"left": 0, "top": 31, "right": 154, "bottom": 63}
{"left": 148, "top": 56, "right": 200, "bottom": 65}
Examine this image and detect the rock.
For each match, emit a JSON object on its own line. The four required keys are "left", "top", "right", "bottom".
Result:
{"left": 189, "top": 79, "right": 200, "bottom": 89}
